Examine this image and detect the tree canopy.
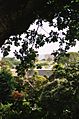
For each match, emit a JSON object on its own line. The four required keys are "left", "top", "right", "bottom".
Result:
{"left": 0, "top": 0, "right": 79, "bottom": 75}
{"left": 0, "top": 0, "right": 79, "bottom": 47}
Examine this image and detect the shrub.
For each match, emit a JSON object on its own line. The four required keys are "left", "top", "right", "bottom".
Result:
{"left": 0, "top": 68, "right": 15, "bottom": 103}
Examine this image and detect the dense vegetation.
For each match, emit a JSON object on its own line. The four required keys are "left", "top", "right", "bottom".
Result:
{"left": 0, "top": 0, "right": 79, "bottom": 118}
{"left": 0, "top": 52, "right": 79, "bottom": 118}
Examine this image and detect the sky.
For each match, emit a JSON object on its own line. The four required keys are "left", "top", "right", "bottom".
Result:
{"left": 0, "top": 21, "right": 79, "bottom": 58}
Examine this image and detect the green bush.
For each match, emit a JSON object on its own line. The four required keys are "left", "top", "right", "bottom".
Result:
{"left": 0, "top": 68, "right": 15, "bottom": 103}
{"left": 39, "top": 62, "right": 79, "bottom": 119}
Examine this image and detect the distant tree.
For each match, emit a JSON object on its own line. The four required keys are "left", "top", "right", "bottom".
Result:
{"left": 44, "top": 54, "right": 53, "bottom": 61}
{"left": 56, "top": 52, "right": 79, "bottom": 66}
{"left": 1, "top": 57, "right": 20, "bottom": 68}
{"left": 47, "top": 57, "right": 53, "bottom": 62}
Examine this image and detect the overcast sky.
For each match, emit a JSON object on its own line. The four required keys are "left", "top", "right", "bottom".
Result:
{"left": 0, "top": 21, "right": 79, "bottom": 57}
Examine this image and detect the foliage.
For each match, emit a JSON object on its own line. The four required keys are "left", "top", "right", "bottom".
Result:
{"left": 36, "top": 61, "right": 49, "bottom": 69}
{"left": 1, "top": 57, "right": 20, "bottom": 69}
{"left": 0, "top": 65, "right": 15, "bottom": 103}
{"left": 0, "top": 0, "right": 78, "bottom": 75}
{"left": 1, "top": 53, "right": 79, "bottom": 119}
{"left": 40, "top": 60, "right": 79, "bottom": 119}
{"left": 32, "top": 71, "right": 48, "bottom": 90}
{"left": 56, "top": 52, "right": 79, "bottom": 65}
{"left": 0, "top": 0, "right": 79, "bottom": 118}
{"left": 0, "top": 62, "right": 48, "bottom": 119}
